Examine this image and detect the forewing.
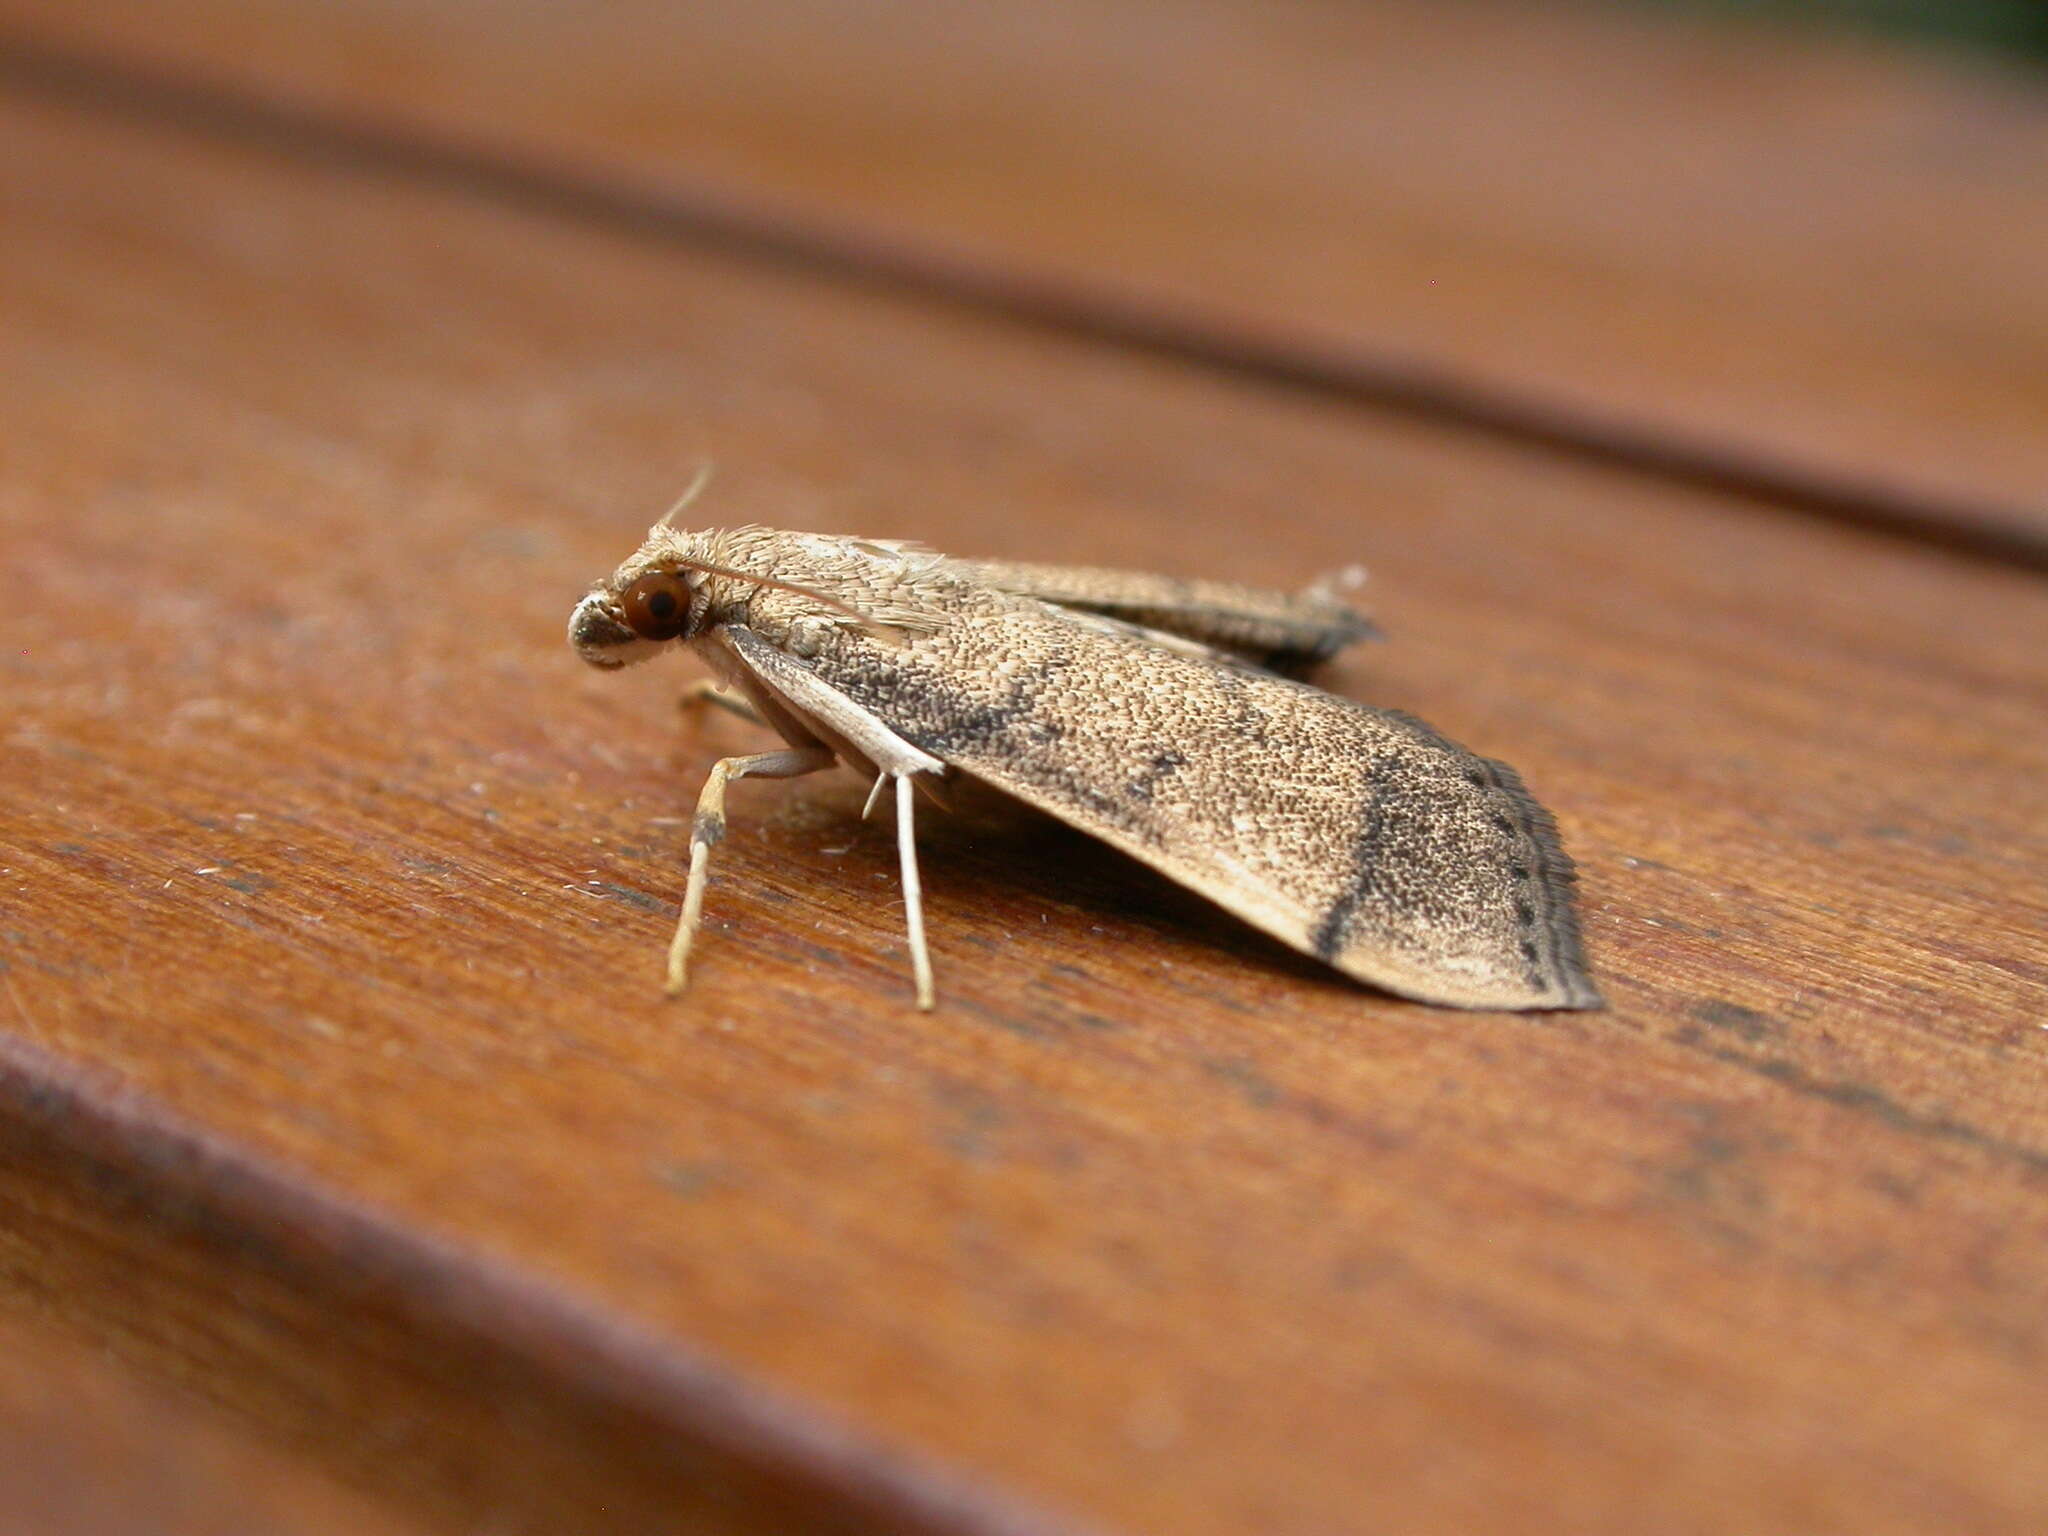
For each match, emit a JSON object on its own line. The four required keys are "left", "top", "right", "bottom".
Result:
{"left": 811, "top": 601, "right": 1596, "bottom": 1011}
{"left": 945, "top": 558, "right": 1375, "bottom": 673}
{"left": 714, "top": 625, "right": 943, "bottom": 779}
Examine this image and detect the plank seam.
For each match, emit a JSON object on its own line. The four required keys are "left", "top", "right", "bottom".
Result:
{"left": 0, "top": 1031, "right": 1091, "bottom": 1536}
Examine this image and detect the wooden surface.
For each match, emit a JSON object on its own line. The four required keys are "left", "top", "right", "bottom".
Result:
{"left": 4, "top": 0, "right": 2048, "bottom": 560}
{"left": 1, "top": 3, "right": 2046, "bottom": 1533}
{"left": 0, "top": 1300, "right": 429, "bottom": 1536}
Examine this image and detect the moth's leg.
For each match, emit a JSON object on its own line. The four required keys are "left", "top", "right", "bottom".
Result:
{"left": 677, "top": 679, "right": 767, "bottom": 728}
{"left": 894, "top": 773, "right": 936, "bottom": 1011}
{"left": 861, "top": 771, "right": 889, "bottom": 821}
{"left": 668, "top": 747, "right": 834, "bottom": 996}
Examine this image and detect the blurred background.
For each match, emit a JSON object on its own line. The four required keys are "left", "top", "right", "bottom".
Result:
{"left": 1644, "top": 0, "right": 2048, "bottom": 58}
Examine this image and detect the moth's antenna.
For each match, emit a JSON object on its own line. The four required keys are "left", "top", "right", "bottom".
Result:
{"left": 670, "top": 553, "right": 876, "bottom": 626}
{"left": 658, "top": 462, "right": 717, "bottom": 529}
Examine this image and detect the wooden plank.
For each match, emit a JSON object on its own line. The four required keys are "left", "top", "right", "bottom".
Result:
{"left": 2, "top": 0, "right": 2046, "bottom": 557}
{"left": 0, "top": 1302, "right": 432, "bottom": 1536}
{"left": 2, "top": 82, "right": 2046, "bottom": 1536}
{"left": 0, "top": 1042, "right": 1051, "bottom": 1536}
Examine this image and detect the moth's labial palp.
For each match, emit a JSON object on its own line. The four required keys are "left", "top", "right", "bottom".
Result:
{"left": 567, "top": 591, "right": 639, "bottom": 665}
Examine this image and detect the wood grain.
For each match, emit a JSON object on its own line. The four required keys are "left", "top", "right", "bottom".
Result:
{"left": 2, "top": 0, "right": 2046, "bottom": 556}
{"left": 2, "top": 66, "right": 2046, "bottom": 1536}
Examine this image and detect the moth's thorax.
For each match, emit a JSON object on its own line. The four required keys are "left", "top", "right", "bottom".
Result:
{"left": 571, "top": 524, "right": 972, "bottom": 669}
{"left": 688, "top": 529, "right": 977, "bottom": 642}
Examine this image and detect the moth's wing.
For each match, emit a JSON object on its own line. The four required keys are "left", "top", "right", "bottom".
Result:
{"left": 1029, "top": 603, "right": 1278, "bottom": 671}
{"left": 943, "top": 558, "right": 1375, "bottom": 673}
{"left": 713, "top": 625, "right": 943, "bottom": 779}
{"left": 817, "top": 603, "right": 1598, "bottom": 1011}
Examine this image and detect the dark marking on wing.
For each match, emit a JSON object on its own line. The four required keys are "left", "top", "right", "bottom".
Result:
{"left": 1311, "top": 753, "right": 1396, "bottom": 961}
{"left": 914, "top": 661, "right": 1067, "bottom": 755}
{"left": 1434, "top": 728, "right": 1594, "bottom": 1004}
{"left": 1127, "top": 749, "right": 1188, "bottom": 803}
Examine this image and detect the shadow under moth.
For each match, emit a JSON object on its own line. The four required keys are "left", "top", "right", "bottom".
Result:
{"left": 571, "top": 522, "right": 1598, "bottom": 1012}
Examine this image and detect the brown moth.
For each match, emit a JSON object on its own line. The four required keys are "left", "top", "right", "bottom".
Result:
{"left": 570, "top": 523, "right": 1599, "bottom": 1012}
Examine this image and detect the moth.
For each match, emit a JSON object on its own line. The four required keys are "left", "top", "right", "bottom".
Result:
{"left": 570, "top": 522, "right": 1599, "bottom": 1011}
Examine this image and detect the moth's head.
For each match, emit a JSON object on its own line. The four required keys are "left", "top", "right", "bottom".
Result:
{"left": 569, "top": 529, "right": 710, "bottom": 670}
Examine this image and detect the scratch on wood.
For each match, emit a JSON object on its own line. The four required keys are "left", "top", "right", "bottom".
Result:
{"left": 1676, "top": 1031, "right": 2048, "bottom": 1175}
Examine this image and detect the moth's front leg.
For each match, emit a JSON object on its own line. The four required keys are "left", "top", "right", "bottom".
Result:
{"left": 892, "top": 772, "right": 936, "bottom": 1012}
{"left": 669, "top": 747, "right": 835, "bottom": 996}
{"left": 676, "top": 679, "right": 767, "bottom": 728}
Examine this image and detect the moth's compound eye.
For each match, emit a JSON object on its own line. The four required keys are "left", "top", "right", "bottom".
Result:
{"left": 620, "top": 571, "right": 691, "bottom": 640}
